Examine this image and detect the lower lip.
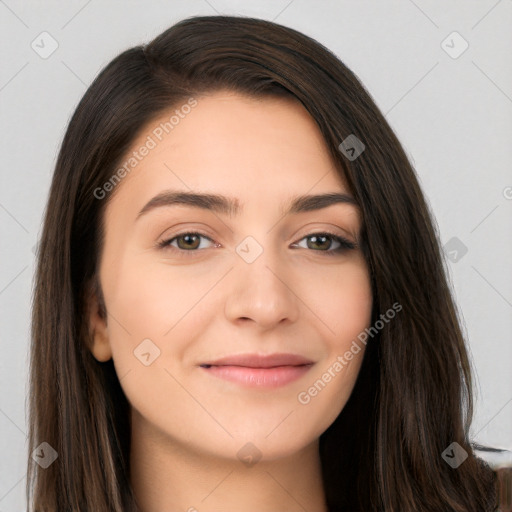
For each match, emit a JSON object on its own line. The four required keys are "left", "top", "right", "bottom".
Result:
{"left": 200, "top": 364, "right": 313, "bottom": 388}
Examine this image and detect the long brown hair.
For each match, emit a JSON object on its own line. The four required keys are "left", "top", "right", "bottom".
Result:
{"left": 28, "top": 15, "right": 497, "bottom": 511}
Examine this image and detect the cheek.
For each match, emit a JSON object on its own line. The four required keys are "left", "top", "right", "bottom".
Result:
{"left": 303, "top": 257, "right": 373, "bottom": 344}
{"left": 104, "top": 254, "right": 205, "bottom": 335}
{"left": 101, "top": 252, "right": 228, "bottom": 375}
{"left": 100, "top": 256, "right": 214, "bottom": 422}
{"left": 298, "top": 259, "right": 372, "bottom": 406}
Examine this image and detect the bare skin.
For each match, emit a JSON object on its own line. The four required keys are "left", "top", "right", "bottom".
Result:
{"left": 88, "top": 91, "right": 373, "bottom": 512}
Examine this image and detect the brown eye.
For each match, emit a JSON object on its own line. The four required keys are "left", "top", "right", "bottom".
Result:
{"left": 176, "top": 234, "right": 201, "bottom": 250}
{"left": 158, "top": 232, "right": 216, "bottom": 252}
{"left": 306, "top": 234, "right": 333, "bottom": 251}
{"left": 293, "top": 232, "right": 357, "bottom": 256}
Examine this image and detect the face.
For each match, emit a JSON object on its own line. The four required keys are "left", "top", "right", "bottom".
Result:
{"left": 88, "top": 91, "right": 373, "bottom": 462}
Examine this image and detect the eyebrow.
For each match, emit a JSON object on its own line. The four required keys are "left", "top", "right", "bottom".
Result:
{"left": 136, "top": 190, "right": 358, "bottom": 220}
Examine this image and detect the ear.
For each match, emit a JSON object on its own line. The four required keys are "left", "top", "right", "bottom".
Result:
{"left": 86, "top": 279, "right": 112, "bottom": 362}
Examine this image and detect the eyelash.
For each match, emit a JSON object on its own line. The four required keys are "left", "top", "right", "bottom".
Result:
{"left": 157, "top": 231, "right": 357, "bottom": 257}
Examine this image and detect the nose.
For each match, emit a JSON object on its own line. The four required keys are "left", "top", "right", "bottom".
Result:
{"left": 224, "top": 243, "right": 300, "bottom": 330}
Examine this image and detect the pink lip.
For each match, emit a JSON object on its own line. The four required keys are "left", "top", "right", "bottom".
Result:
{"left": 200, "top": 353, "right": 314, "bottom": 368}
{"left": 199, "top": 353, "right": 315, "bottom": 388}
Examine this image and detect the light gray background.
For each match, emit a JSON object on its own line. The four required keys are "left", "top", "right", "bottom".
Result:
{"left": 1, "top": 1, "right": 511, "bottom": 510}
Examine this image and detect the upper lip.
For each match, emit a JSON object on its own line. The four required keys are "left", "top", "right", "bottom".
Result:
{"left": 199, "top": 353, "right": 314, "bottom": 368}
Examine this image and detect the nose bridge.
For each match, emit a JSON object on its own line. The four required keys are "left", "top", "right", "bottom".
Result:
{"left": 224, "top": 233, "right": 299, "bottom": 327}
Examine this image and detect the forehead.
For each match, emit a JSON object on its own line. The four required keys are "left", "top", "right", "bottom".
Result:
{"left": 105, "top": 91, "right": 353, "bottom": 216}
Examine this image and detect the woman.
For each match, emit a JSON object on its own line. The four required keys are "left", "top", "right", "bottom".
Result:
{"left": 27, "top": 15, "right": 498, "bottom": 511}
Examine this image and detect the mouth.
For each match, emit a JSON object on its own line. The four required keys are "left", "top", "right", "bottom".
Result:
{"left": 198, "top": 353, "right": 315, "bottom": 388}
